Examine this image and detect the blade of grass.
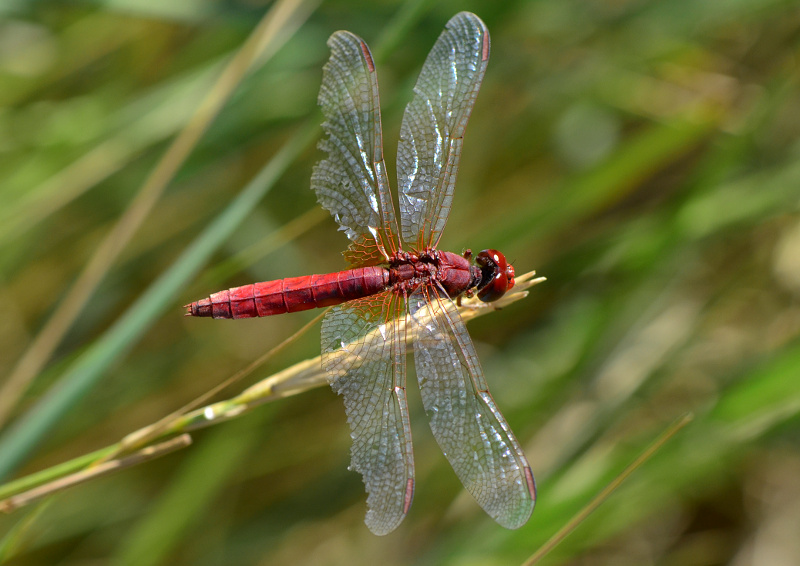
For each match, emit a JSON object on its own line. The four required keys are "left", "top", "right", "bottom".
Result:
{"left": 0, "top": 120, "right": 319, "bottom": 481}
{"left": 0, "top": 435, "right": 191, "bottom": 512}
{"left": 522, "top": 413, "right": 694, "bottom": 566}
{"left": 0, "top": 499, "right": 52, "bottom": 563}
{"left": 0, "top": 0, "right": 319, "bottom": 428}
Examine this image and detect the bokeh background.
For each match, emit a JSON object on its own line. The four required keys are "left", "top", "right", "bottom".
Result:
{"left": 2, "top": 0, "right": 800, "bottom": 564}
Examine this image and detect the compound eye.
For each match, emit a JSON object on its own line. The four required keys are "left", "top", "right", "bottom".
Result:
{"left": 476, "top": 249, "right": 514, "bottom": 302}
{"left": 478, "top": 271, "right": 510, "bottom": 302}
{"left": 476, "top": 249, "right": 506, "bottom": 271}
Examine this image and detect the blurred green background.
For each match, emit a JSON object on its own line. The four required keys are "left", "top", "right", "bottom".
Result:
{"left": 1, "top": 0, "right": 800, "bottom": 564}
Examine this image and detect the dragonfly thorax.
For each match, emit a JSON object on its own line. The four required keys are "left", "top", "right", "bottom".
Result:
{"left": 388, "top": 249, "right": 478, "bottom": 299}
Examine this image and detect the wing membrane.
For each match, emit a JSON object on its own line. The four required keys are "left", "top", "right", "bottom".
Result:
{"left": 321, "top": 292, "right": 414, "bottom": 535}
{"left": 313, "top": 31, "right": 400, "bottom": 266}
{"left": 408, "top": 284, "right": 535, "bottom": 528}
{"left": 397, "top": 12, "right": 490, "bottom": 250}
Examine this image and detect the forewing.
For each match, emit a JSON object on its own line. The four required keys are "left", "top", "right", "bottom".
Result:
{"left": 321, "top": 291, "right": 414, "bottom": 535}
{"left": 313, "top": 31, "right": 400, "bottom": 266}
{"left": 396, "top": 12, "right": 490, "bottom": 250}
{"left": 408, "top": 284, "right": 535, "bottom": 529}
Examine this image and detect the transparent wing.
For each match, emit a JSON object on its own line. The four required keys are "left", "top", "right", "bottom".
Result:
{"left": 397, "top": 12, "right": 490, "bottom": 250}
{"left": 408, "top": 283, "right": 535, "bottom": 529}
{"left": 312, "top": 31, "right": 400, "bottom": 267}
{"left": 321, "top": 291, "right": 414, "bottom": 535}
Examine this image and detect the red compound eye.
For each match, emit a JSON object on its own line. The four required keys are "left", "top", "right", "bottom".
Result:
{"left": 476, "top": 249, "right": 515, "bottom": 302}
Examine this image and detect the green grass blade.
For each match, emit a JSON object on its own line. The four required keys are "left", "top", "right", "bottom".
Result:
{"left": 0, "top": 123, "right": 318, "bottom": 481}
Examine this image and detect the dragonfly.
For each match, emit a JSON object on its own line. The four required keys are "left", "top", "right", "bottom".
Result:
{"left": 186, "top": 12, "right": 536, "bottom": 535}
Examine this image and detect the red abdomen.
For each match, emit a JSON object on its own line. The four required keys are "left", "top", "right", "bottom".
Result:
{"left": 187, "top": 266, "right": 389, "bottom": 319}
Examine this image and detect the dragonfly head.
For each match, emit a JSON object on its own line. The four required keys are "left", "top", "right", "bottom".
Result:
{"left": 475, "top": 249, "right": 515, "bottom": 302}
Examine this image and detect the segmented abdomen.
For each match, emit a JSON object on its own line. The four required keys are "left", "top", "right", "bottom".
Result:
{"left": 187, "top": 266, "right": 390, "bottom": 319}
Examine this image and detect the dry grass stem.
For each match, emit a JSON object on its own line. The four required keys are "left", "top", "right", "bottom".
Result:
{"left": 522, "top": 413, "right": 695, "bottom": 566}
{"left": 0, "top": 435, "right": 191, "bottom": 513}
{"left": 0, "top": 272, "right": 543, "bottom": 509}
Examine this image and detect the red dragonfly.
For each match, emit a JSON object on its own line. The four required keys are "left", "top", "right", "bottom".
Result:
{"left": 186, "top": 12, "right": 535, "bottom": 535}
